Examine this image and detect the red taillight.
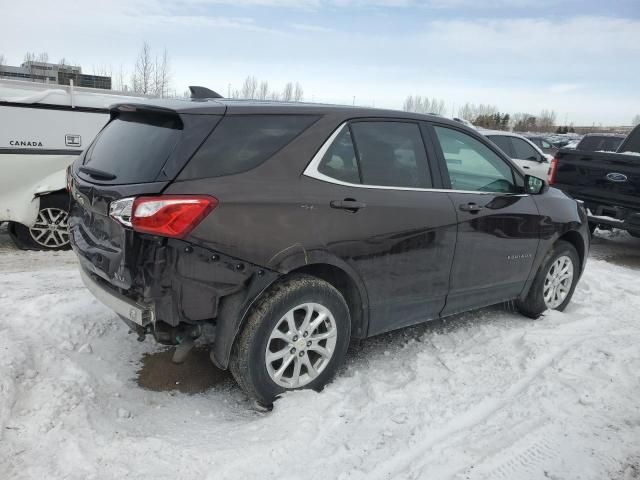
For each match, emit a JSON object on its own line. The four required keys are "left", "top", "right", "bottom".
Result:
{"left": 130, "top": 195, "right": 218, "bottom": 238}
{"left": 548, "top": 157, "right": 559, "bottom": 185}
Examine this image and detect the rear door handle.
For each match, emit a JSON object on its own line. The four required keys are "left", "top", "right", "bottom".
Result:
{"left": 330, "top": 199, "right": 367, "bottom": 212}
{"left": 459, "top": 202, "right": 483, "bottom": 213}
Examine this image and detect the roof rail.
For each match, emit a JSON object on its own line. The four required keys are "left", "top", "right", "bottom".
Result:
{"left": 189, "top": 86, "right": 223, "bottom": 99}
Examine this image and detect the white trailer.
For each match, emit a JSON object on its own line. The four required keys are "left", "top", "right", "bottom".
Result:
{"left": 0, "top": 79, "right": 151, "bottom": 250}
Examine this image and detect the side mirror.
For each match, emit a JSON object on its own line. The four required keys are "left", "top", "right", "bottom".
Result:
{"left": 525, "top": 175, "right": 548, "bottom": 195}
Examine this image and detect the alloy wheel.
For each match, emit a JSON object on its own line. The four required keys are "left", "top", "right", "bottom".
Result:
{"left": 265, "top": 302, "right": 338, "bottom": 388}
{"left": 29, "top": 208, "right": 70, "bottom": 248}
{"left": 543, "top": 255, "right": 574, "bottom": 309}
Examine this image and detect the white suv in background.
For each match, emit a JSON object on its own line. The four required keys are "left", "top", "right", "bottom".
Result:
{"left": 481, "top": 130, "right": 551, "bottom": 179}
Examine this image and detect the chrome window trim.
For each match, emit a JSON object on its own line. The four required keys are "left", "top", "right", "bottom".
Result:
{"left": 302, "top": 122, "right": 526, "bottom": 196}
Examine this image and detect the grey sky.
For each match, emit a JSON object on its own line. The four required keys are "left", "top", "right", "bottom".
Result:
{"left": 2, "top": 0, "right": 639, "bottom": 124}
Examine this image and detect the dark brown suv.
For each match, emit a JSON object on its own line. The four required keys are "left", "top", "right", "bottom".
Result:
{"left": 68, "top": 98, "right": 590, "bottom": 404}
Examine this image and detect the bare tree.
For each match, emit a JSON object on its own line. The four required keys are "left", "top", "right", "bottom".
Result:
{"left": 113, "top": 64, "right": 129, "bottom": 92}
{"left": 269, "top": 90, "right": 281, "bottom": 101}
{"left": 538, "top": 109, "right": 556, "bottom": 132}
{"left": 93, "top": 64, "right": 112, "bottom": 77}
{"left": 293, "top": 82, "right": 304, "bottom": 102}
{"left": 132, "top": 42, "right": 154, "bottom": 95}
{"left": 23, "top": 52, "right": 37, "bottom": 81}
{"left": 403, "top": 95, "right": 446, "bottom": 115}
{"left": 457, "top": 102, "right": 498, "bottom": 121}
{"left": 281, "top": 82, "right": 294, "bottom": 102}
{"left": 511, "top": 112, "right": 537, "bottom": 132}
{"left": 633, "top": 114, "right": 640, "bottom": 126}
{"left": 241, "top": 76, "right": 258, "bottom": 99}
{"left": 0, "top": 54, "right": 5, "bottom": 66}
{"left": 257, "top": 81, "right": 269, "bottom": 100}
{"left": 153, "top": 49, "right": 171, "bottom": 98}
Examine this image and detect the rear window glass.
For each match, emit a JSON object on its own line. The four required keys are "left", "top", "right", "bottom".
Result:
{"left": 511, "top": 137, "right": 539, "bottom": 160}
{"left": 181, "top": 115, "right": 319, "bottom": 179}
{"left": 350, "top": 122, "right": 431, "bottom": 188}
{"left": 577, "top": 136, "right": 624, "bottom": 152}
{"left": 318, "top": 128, "right": 360, "bottom": 184}
{"left": 83, "top": 112, "right": 182, "bottom": 184}
{"left": 487, "top": 135, "right": 513, "bottom": 157}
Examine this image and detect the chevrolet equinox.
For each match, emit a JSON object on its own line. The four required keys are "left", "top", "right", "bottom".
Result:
{"left": 68, "top": 98, "right": 590, "bottom": 404}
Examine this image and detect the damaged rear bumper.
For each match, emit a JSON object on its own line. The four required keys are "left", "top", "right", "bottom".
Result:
{"left": 73, "top": 235, "right": 280, "bottom": 368}
{"left": 79, "top": 268, "right": 154, "bottom": 327}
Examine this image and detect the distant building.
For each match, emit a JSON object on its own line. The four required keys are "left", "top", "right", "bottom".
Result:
{"left": 0, "top": 61, "right": 111, "bottom": 89}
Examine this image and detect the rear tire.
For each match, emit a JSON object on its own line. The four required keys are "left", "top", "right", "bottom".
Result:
{"left": 9, "top": 193, "right": 71, "bottom": 251}
{"left": 229, "top": 274, "right": 351, "bottom": 406}
{"left": 517, "top": 240, "right": 580, "bottom": 318}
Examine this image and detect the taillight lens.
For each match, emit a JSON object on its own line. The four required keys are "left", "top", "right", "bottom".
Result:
{"left": 110, "top": 195, "right": 217, "bottom": 238}
{"left": 548, "top": 157, "right": 559, "bottom": 185}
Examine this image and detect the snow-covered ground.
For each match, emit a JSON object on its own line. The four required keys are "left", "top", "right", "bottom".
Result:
{"left": 1, "top": 226, "right": 639, "bottom": 480}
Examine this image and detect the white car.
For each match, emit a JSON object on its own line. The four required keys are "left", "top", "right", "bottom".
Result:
{"left": 0, "top": 79, "right": 152, "bottom": 250}
{"left": 481, "top": 130, "right": 551, "bottom": 179}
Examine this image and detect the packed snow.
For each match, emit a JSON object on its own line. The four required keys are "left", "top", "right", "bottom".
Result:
{"left": 1, "top": 226, "right": 639, "bottom": 480}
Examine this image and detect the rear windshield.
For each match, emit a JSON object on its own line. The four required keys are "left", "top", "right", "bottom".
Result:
{"left": 179, "top": 115, "right": 319, "bottom": 179}
{"left": 82, "top": 111, "right": 182, "bottom": 184}
{"left": 577, "top": 135, "right": 624, "bottom": 152}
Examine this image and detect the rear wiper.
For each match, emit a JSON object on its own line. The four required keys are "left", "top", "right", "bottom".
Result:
{"left": 79, "top": 166, "right": 117, "bottom": 180}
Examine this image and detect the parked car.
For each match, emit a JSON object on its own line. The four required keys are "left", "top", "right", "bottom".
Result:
{"left": 561, "top": 139, "right": 580, "bottom": 150}
{"left": 69, "top": 99, "right": 590, "bottom": 404}
{"left": 549, "top": 124, "right": 640, "bottom": 237}
{"left": 526, "top": 135, "right": 558, "bottom": 155}
{"left": 481, "top": 130, "right": 550, "bottom": 178}
{"left": 575, "top": 133, "right": 626, "bottom": 152}
{"left": 0, "top": 78, "right": 153, "bottom": 250}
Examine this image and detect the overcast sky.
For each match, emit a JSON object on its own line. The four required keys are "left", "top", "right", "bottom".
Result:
{"left": 2, "top": 0, "right": 639, "bottom": 125}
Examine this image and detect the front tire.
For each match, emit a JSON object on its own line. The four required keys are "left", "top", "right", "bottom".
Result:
{"left": 9, "top": 193, "right": 71, "bottom": 251}
{"left": 517, "top": 240, "right": 580, "bottom": 318}
{"left": 229, "top": 274, "right": 351, "bottom": 405}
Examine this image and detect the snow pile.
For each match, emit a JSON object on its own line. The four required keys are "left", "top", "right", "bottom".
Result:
{"left": 1, "top": 231, "right": 639, "bottom": 479}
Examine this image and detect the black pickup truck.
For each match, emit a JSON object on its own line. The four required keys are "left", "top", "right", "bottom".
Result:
{"left": 549, "top": 124, "right": 640, "bottom": 237}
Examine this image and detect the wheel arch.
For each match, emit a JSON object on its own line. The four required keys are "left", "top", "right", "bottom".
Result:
{"left": 212, "top": 255, "right": 369, "bottom": 370}
{"left": 289, "top": 262, "right": 368, "bottom": 340}
{"left": 557, "top": 229, "right": 586, "bottom": 269}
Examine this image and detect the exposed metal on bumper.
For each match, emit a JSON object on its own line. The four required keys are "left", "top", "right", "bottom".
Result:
{"left": 79, "top": 268, "right": 154, "bottom": 327}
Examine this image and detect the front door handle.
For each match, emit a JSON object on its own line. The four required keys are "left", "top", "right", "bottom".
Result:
{"left": 459, "top": 202, "right": 484, "bottom": 213}
{"left": 330, "top": 199, "right": 367, "bottom": 212}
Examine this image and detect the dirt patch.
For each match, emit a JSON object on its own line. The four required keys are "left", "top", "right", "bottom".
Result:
{"left": 603, "top": 254, "right": 640, "bottom": 269}
{"left": 136, "top": 346, "right": 234, "bottom": 394}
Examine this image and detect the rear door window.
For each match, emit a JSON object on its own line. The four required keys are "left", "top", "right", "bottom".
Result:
{"left": 82, "top": 111, "right": 182, "bottom": 184}
{"left": 487, "top": 135, "right": 514, "bottom": 157}
{"left": 511, "top": 137, "right": 540, "bottom": 160}
{"left": 315, "top": 121, "right": 432, "bottom": 188}
{"left": 181, "top": 115, "right": 318, "bottom": 179}
{"left": 350, "top": 121, "right": 432, "bottom": 188}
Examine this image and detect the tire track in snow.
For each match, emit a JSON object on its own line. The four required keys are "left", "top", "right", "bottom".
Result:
{"left": 368, "top": 335, "right": 595, "bottom": 480}
{"left": 462, "top": 423, "right": 562, "bottom": 480}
